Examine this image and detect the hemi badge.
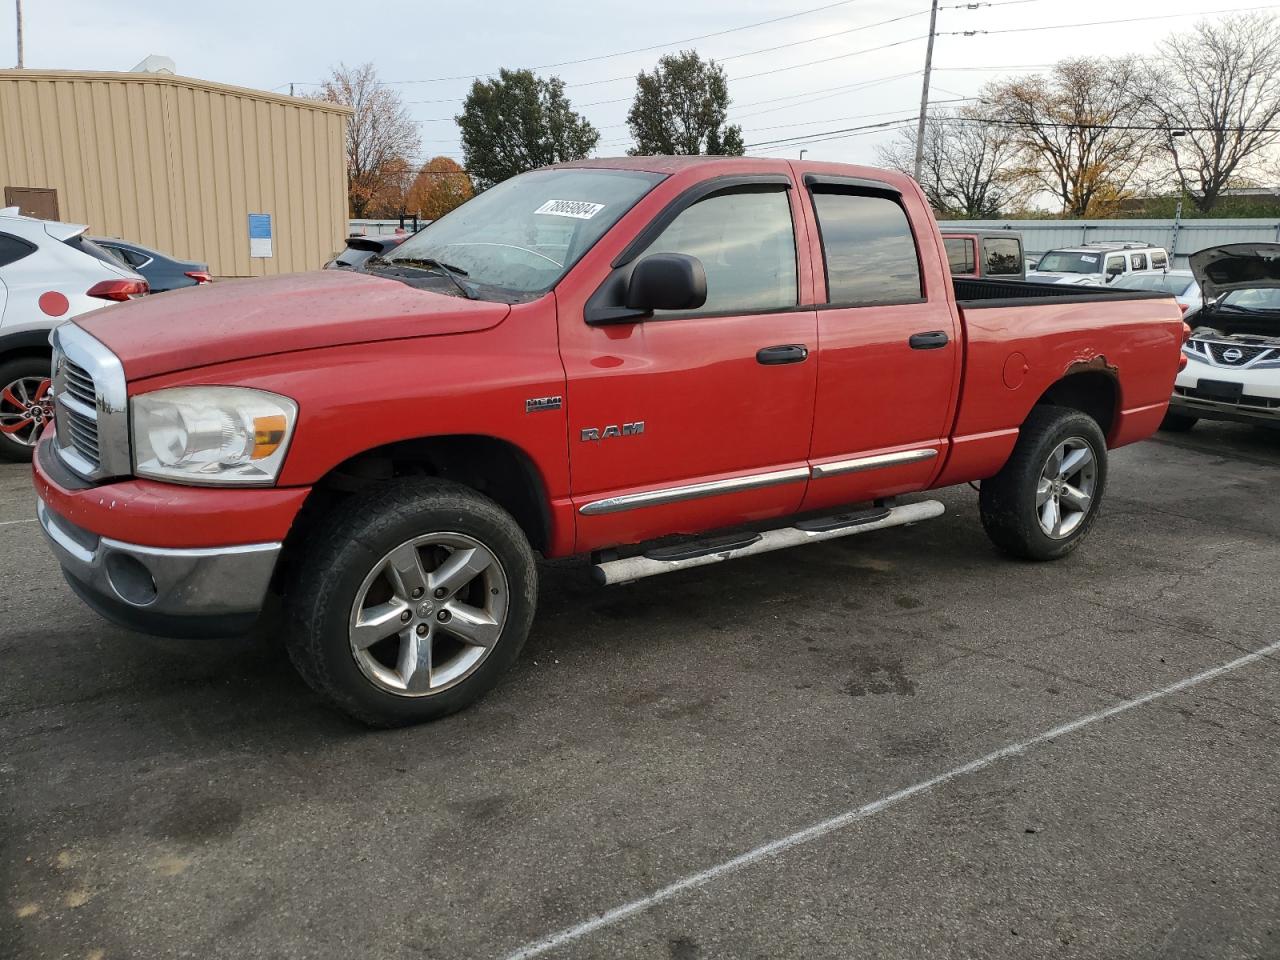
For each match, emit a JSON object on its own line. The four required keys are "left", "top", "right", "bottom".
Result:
{"left": 526, "top": 396, "right": 563, "bottom": 413}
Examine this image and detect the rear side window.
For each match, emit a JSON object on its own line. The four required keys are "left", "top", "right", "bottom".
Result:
{"left": 982, "top": 238, "right": 1022, "bottom": 276}
{"left": 811, "top": 191, "right": 922, "bottom": 304}
{"left": 111, "top": 246, "right": 148, "bottom": 268}
{"left": 943, "top": 237, "right": 975, "bottom": 275}
{"left": 1130, "top": 252, "right": 1148, "bottom": 270}
{"left": 0, "top": 233, "right": 36, "bottom": 268}
{"left": 641, "top": 187, "right": 798, "bottom": 316}
{"left": 65, "top": 234, "right": 125, "bottom": 268}
{"left": 1151, "top": 250, "right": 1168, "bottom": 269}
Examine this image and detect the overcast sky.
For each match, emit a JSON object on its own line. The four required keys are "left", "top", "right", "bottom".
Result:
{"left": 8, "top": 0, "right": 1276, "bottom": 168}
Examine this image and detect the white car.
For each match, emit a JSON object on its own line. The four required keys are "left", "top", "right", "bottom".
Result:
{"left": 0, "top": 209, "right": 147, "bottom": 461}
{"left": 1027, "top": 242, "right": 1171, "bottom": 287}
{"left": 1166, "top": 242, "right": 1280, "bottom": 432}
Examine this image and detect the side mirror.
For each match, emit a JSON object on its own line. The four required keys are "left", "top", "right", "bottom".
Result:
{"left": 625, "top": 253, "right": 707, "bottom": 313}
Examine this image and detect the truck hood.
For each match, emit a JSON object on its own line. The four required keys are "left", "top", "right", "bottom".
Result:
{"left": 77, "top": 270, "right": 511, "bottom": 380}
{"left": 1190, "top": 243, "right": 1280, "bottom": 301}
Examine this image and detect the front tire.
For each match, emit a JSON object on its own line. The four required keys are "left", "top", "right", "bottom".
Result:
{"left": 979, "top": 407, "right": 1108, "bottom": 561}
{"left": 285, "top": 479, "right": 537, "bottom": 727}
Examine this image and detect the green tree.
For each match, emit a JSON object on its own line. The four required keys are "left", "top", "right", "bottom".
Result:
{"left": 626, "top": 51, "right": 744, "bottom": 156}
{"left": 457, "top": 69, "right": 599, "bottom": 188}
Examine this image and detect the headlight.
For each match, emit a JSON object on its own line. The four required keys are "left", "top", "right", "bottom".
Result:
{"left": 131, "top": 386, "right": 297, "bottom": 486}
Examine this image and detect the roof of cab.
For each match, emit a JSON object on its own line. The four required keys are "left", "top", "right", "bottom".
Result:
{"left": 547, "top": 155, "right": 920, "bottom": 193}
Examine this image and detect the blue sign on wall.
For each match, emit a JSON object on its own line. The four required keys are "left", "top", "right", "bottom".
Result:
{"left": 248, "top": 213, "right": 273, "bottom": 257}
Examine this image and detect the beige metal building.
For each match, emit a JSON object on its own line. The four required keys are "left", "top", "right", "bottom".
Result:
{"left": 0, "top": 69, "right": 351, "bottom": 277}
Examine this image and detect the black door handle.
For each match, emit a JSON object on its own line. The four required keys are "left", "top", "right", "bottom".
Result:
{"left": 756, "top": 344, "right": 809, "bottom": 365}
{"left": 909, "top": 330, "right": 950, "bottom": 350}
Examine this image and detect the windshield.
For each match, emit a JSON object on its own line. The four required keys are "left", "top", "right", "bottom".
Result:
{"left": 1035, "top": 251, "right": 1104, "bottom": 274}
{"left": 1220, "top": 288, "right": 1280, "bottom": 311}
{"left": 1110, "top": 274, "right": 1194, "bottom": 295}
{"left": 384, "top": 168, "right": 665, "bottom": 300}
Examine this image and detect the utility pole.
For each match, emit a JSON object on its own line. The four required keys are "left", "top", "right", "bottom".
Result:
{"left": 15, "top": 0, "right": 23, "bottom": 69}
{"left": 912, "top": 0, "right": 940, "bottom": 182}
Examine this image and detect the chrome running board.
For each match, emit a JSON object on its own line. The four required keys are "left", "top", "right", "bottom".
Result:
{"left": 591, "top": 499, "right": 945, "bottom": 586}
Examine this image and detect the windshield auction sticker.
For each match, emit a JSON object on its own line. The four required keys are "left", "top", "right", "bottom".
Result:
{"left": 535, "top": 200, "right": 605, "bottom": 220}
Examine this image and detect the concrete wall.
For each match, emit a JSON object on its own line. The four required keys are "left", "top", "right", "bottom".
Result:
{"left": 936, "top": 218, "right": 1280, "bottom": 268}
{"left": 0, "top": 70, "right": 351, "bottom": 277}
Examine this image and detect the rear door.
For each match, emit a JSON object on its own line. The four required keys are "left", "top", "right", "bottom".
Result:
{"left": 798, "top": 174, "right": 962, "bottom": 513}
{"left": 558, "top": 175, "right": 819, "bottom": 552}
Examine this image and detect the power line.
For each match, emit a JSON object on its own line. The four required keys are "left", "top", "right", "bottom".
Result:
{"left": 728, "top": 34, "right": 929, "bottom": 83}
{"left": 746, "top": 116, "right": 921, "bottom": 149}
{"left": 943, "top": 1, "right": 1280, "bottom": 36}
{"left": 378, "top": 0, "right": 870, "bottom": 85}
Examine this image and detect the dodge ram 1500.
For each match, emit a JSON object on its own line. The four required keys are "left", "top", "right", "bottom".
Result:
{"left": 33, "top": 157, "right": 1187, "bottom": 726}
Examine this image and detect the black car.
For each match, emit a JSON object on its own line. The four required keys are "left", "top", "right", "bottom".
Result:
{"left": 325, "top": 234, "right": 409, "bottom": 271}
{"left": 92, "top": 237, "right": 211, "bottom": 292}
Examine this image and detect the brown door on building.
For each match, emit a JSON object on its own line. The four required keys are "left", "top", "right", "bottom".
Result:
{"left": 4, "top": 187, "right": 59, "bottom": 220}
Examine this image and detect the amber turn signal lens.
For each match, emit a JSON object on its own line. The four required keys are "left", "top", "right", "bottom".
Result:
{"left": 252, "top": 414, "right": 288, "bottom": 459}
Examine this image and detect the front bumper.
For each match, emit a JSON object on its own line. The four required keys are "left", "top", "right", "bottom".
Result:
{"left": 38, "top": 497, "right": 281, "bottom": 638}
{"left": 1172, "top": 355, "right": 1280, "bottom": 425}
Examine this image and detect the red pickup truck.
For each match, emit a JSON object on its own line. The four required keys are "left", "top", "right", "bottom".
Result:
{"left": 33, "top": 157, "right": 1185, "bottom": 726}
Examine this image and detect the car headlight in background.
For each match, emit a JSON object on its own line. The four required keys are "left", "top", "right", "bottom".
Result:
{"left": 131, "top": 386, "right": 297, "bottom": 485}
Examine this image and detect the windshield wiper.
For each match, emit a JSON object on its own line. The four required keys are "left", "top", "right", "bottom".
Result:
{"left": 1216, "top": 302, "right": 1269, "bottom": 314}
{"left": 367, "top": 255, "right": 478, "bottom": 300}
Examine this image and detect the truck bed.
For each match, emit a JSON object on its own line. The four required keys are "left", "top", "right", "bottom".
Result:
{"left": 954, "top": 277, "right": 1171, "bottom": 307}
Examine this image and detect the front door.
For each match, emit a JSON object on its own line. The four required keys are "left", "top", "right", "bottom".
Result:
{"left": 799, "top": 178, "right": 962, "bottom": 512}
{"left": 559, "top": 179, "right": 819, "bottom": 553}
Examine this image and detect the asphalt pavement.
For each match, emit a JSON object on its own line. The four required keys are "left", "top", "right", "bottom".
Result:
{"left": 2, "top": 421, "right": 1279, "bottom": 960}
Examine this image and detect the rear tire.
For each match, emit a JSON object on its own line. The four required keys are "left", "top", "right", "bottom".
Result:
{"left": 284, "top": 479, "right": 538, "bottom": 727}
{"left": 979, "top": 407, "right": 1108, "bottom": 561}
{"left": 0, "top": 356, "right": 52, "bottom": 463}
{"left": 1159, "top": 411, "right": 1198, "bottom": 432}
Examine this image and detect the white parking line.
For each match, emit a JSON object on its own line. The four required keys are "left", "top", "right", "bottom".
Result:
{"left": 0, "top": 518, "right": 35, "bottom": 527}
{"left": 503, "top": 638, "right": 1280, "bottom": 960}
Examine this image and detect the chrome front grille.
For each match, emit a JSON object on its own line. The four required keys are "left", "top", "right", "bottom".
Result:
{"left": 1208, "top": 342, "right": 1268, "bottom": 365}
{"left": 55, "top": 358, "right": 101, "bottom": 468}
{"left": 50, "top": 325, "right": 130, "bottom": 482}
{"left": 61, "top": 359, "right": 97, "bottom": 406}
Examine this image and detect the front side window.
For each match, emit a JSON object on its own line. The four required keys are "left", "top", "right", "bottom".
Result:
{"left": 812, "top": 190, "right": 922, "bottom": 304}
{"left": 385, "top": 168, "right": 665, "bottom": 301}
{"left": 640, "top": 187, "right": 798, "bottom": 316}
{"left": 1105, "top": 256, "right": 1125, "bottom": 277}
{"left": 983, "top": 238, "right": 1022, "bottom": 276}
{"left": 944, "top": 237, "right": 976, "bottom": 275}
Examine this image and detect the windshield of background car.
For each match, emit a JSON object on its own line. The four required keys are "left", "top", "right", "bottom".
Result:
{"left": 1221, "top": 288, "right": 1280, "bottom": 310}
{"left": 386, "top": 168, "right": 665, "bottom": 300}
{"left": 1036, "top": 251, "right": 1104, "bottom": 274}
{"left": 1112, "top": 274, "right": 1194, "bottom": 295}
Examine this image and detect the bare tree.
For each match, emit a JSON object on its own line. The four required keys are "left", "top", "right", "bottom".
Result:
{"left": 985, "top": 58, "right": 1161, "bottom": 217}
{"left": 320, "top": 63, "right": 421, "bottom": 218}
{"left": 1150, "top": 14, "right": 1280, "bottom": 213}
{"left": 876, "top": 106, "right": 1022, "bottom": 217}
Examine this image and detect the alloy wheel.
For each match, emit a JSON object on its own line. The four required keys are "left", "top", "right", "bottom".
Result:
{"left": 348, "top": 532, "right": 509, "bottom": 697}
{"left": 0, "top": 377, "right": 52, "bottom": 447}
{"left": 1035, "top": 437, "right": 1097, "bottom": 539}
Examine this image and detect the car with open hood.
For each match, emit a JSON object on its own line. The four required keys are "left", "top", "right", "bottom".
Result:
{"left": 1164, "top": 242, "right": 1280, "bottom": 431}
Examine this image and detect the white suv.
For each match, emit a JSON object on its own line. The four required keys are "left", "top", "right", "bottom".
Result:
{"left": 0, "top": 209, "right": 147, "bottom": 461}
{"left": 1027, "top": 242, "right": 1171, "bottom": 286}
{"left": 1166, "top": 242, "right": 1280, "bottom": 432}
